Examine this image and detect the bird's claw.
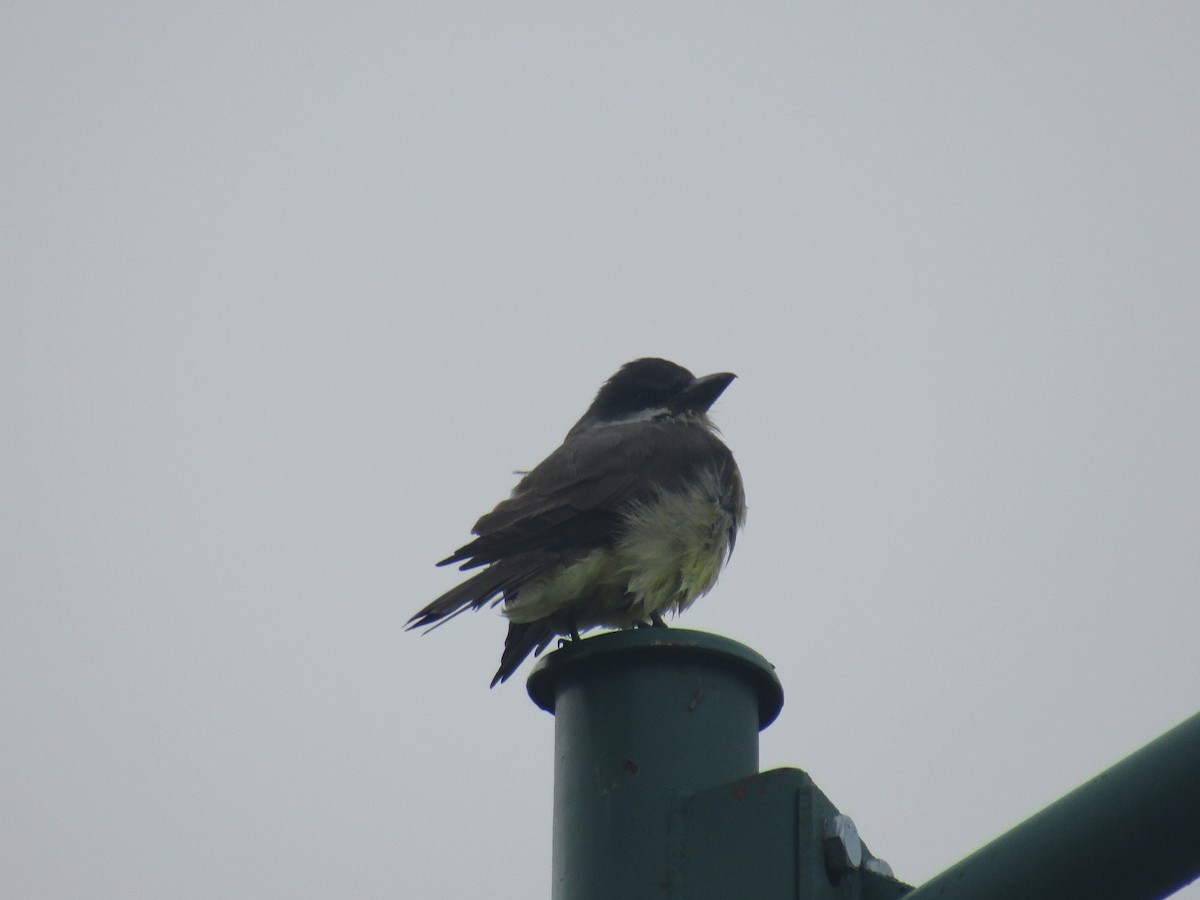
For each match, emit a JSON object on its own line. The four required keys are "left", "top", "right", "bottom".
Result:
{"left": 558, "top": 620, "right": 583, "bottom": 649}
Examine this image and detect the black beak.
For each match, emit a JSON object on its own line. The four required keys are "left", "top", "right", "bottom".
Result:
{"left": 673, "top": 371, "right": 736, "bottom": 414}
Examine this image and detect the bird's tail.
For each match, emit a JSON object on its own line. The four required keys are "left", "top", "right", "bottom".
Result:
{"left": 491, "top": 620, "right": 557, "bottom": 687}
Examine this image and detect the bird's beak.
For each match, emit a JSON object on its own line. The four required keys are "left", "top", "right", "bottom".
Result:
{"left": 673, "top": 371, "right": 736, "bottom": 414}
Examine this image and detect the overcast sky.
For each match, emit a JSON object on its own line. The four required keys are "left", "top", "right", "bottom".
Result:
{"left": 4, "top": 4, "right": 1198, "bottom": 898}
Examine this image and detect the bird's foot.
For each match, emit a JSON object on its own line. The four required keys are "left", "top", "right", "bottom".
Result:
{"left": 557, "top": 616, "right": 582, "bottom": 648}
{"left": 650, "top": 612, "right": 668, "bottom": 628}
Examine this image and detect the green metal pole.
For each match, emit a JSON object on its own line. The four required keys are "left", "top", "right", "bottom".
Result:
{"left": 905, "top": 710, "right": 1200, "bottom": 900}
{"left": 527, "top": 629, "right": 784, "bottom": 900}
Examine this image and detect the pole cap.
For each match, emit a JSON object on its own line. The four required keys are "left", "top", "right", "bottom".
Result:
{"left": 526, "top": 628, "right": 785, "bottom": 729}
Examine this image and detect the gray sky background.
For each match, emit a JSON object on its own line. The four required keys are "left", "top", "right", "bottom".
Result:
{"left": 4, "top": 4, "right": 1198, "bottom": 898}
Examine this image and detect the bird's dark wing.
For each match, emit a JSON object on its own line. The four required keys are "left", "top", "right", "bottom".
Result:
{"left": 406, "top": 426, "right": 650, "bottom": 633}
{"left": 437, "top": 420, "right": 722, "bottom": 570}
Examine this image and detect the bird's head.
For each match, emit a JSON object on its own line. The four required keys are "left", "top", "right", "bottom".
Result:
{"left": 571, "top": 358, "right": 736, "bottom": 433}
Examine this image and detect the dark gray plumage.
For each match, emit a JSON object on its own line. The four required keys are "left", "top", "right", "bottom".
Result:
{"left": 408, "top": 358, "right": 745, "bottom": 686}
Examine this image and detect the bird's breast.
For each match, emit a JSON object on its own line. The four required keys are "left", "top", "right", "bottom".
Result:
{"left": 612, "top": 466, "right": 740, "bottom": 619}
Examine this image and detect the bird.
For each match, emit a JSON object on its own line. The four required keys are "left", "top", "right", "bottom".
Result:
{"left": 407, "top": 357, "right": 746, "bottom": 686}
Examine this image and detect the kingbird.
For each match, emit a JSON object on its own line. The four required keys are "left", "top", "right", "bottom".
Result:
{"left": 408, "top": 357, "right": 745, "bottom": 686}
